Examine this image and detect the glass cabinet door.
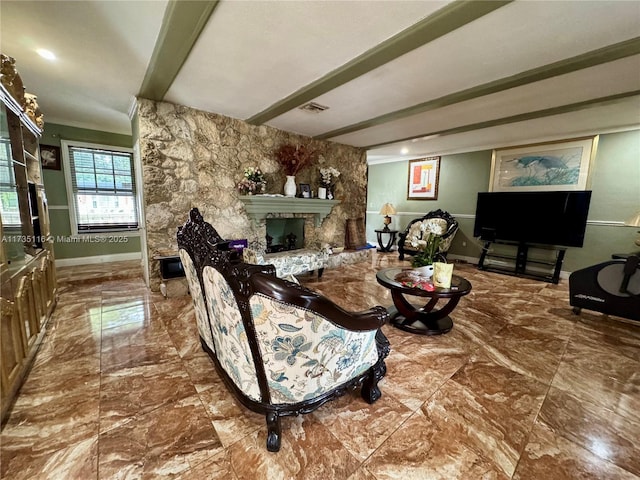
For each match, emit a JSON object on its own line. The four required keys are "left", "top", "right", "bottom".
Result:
{"left": 0, "top": 103, "right": 26, "bottom": 267}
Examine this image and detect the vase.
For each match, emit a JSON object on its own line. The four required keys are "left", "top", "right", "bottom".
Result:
{"left": 284, "top": 175, "right": 296, "bottom": 197}
{"left": 318, "top": 187, "right": 327, "bottom": 199}
{"left": 413, "top": 264, "right": 434, "bottom": 278}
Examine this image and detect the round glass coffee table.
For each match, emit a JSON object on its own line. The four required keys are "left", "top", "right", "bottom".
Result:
{"left": 376, "top": 267, "right": 472, "bottom": 335}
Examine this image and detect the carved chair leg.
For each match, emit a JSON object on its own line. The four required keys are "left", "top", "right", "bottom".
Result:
{"left": 266, "top": 411, "right": 282, "bottom": 452}
{"left": 361, "top": 361, "right": 385, "bottom": 404}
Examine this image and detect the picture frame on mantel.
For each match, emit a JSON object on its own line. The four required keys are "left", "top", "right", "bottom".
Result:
{"left": 489, "top": 135, "right": 599, "bottom": 192}
{"left": 299, "top": 183, "right": 311, "bottom": 198}
{"left": 40, "top": 144, "right": 61, "bottom": 170}
{"left": 407, "top": 156, "right": 440, "bottom": 200}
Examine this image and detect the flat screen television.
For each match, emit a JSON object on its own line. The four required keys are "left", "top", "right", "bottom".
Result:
{"left": 473, "top": 190, "right": 592, "bottom": 247}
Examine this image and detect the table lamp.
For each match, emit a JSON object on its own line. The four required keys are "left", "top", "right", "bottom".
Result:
{"left": 379, "top": 203, "right": 397, "bottom": 232}
{"left": 624, "top": 210, "right": 640, "bottom": 251}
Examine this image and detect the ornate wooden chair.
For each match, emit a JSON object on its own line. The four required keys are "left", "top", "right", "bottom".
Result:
{"left": 177, "top": 208, "right": 390, "bottom": 452}
{"left": 397, "top": 209, "right": 459, "bottom": 261}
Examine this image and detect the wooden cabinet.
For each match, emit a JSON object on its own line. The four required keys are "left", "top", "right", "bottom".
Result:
{"left": 1, "top": 55, "right": 56, "bottom": 424}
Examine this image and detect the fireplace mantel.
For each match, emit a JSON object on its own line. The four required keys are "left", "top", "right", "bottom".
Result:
{"left": 239, "top": 196, "right": 339, "bottom": 227}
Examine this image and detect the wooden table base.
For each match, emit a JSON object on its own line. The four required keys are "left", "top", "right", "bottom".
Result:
{"left": 388, "top": 291, "right": 462, "bottom": 335}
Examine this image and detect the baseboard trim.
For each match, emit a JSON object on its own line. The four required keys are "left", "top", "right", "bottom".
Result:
{"left": 55, "top": 252, "right": 142, "bottom": 267}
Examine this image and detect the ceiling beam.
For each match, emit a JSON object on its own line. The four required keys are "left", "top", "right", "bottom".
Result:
{"left": 319, "top": 37, "right": 640, "bottom": 140}
{"left": 138, "top": 0, "right": 220, "bottom": 101}
{"left": 246, "top": 0, "right": 512, "bottom": 125}
{"left": 363, "top": 90, "right": 640, "bottom": 150}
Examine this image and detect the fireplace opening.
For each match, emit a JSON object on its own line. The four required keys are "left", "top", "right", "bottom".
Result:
{"left": 265, "top": 218, "right": 304, "bottom": 253}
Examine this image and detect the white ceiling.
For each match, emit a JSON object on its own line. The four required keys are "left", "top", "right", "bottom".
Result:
{"left": 1, "top": 0, "right": 639, "bottom": 163}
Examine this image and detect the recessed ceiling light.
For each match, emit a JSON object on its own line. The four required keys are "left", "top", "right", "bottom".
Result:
{"left": 401, "top": 147, "right": 409, "bottom": 155}
{"left": 36, "top": 49, "right": 56, "bottom": 61}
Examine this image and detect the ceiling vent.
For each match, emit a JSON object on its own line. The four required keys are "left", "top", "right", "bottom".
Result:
{"left": 299, "top": 102, "right": 329, "bottom": 113}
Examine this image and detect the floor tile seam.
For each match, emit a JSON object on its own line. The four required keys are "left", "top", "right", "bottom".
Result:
{"left": 98, "top": 355, "right": 193, "bottom": 386}
{"left": 99, "top": 299, "right": 154, "bottom": 315}
{"left": 569, "top": 328, "right": 640, "bottom": 365}
{"left": 204, "top": 402, "right": 262, "bottom": 452}
{"left": 544, "top": 375, "right": 637, "bottom": 429}
{"left": 97, "top": 389, "right": 199, "bottom": 440}
{"left": 357, "top": 405, "right": 438, "bottom": 474}
{"left": 311, "top": 421, "right": 364, "bottom": 478}
{"left": 471, "top": 344, "right": 558, "bottom": 388}
{"left": 533, "top": 403, "right": 640, "bottom": 477}
{"left": 526, "top": 417, "right": 640, "bottom": 479}
{"left": 183, "top": 448, "right": 231, "bottom": 480}
{"left": 512, "top": 332, "right": 575, "bottom": 475}
{"left": 441, "top": 375, "right": 540, "bottom": 479}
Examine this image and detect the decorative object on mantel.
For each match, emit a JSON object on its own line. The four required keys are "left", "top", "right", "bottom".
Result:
{"left": 320, "top": 166, "right": 340, "bottom": 200}
{"left": 274, "top": 143, "right": 318, "bottom": 197}
{"left": 236, "top": 166, "right": 266, "bottom": 195}
{"left": 283, "top": 175, "right": 296, "bottom": 197}
{"left": 379, "top": 203, "right": 397, "bottom": 231}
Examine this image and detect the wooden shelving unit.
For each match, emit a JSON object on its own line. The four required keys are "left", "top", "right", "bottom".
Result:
{"left": 1, "top": 55, "right": 57, "bottom": 425}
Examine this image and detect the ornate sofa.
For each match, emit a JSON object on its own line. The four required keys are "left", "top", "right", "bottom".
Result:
{"left": 177, "top": 208, "right": 390, "bottom": 452}
{"left": 242, "top": 247, "right": 329, "bottom": 279}
{"left": 397, "top": 209, "right": 459, "bottom": 261}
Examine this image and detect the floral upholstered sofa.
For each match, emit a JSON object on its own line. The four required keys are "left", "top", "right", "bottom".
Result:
{"left": 242, "top": 247, "right": 329, "bottom": 279}
{"left": 397, "top": 209, "right": 459, "bottom": 261}
{"left": 177, "top": 208, "right": 390, "bottom": 452}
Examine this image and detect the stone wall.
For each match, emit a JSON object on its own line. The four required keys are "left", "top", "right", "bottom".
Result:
{"left": 136, "top": 99, "right": 368, "bottom": 290}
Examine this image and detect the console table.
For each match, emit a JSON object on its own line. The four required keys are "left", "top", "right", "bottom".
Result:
{"left": 375, "top": 229, "right": 398, "bottom": 252}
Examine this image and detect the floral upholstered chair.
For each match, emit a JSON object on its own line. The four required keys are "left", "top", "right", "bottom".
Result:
{"left": 398, "top": 209, "right": 459, "bottom": 261}
{"left": 177, "top": 208, "right": 390, "bottom": 452}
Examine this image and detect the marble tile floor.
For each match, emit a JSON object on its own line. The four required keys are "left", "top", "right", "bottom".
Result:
{"left": 1, "top": 254, "right": 639, "bottom": 479}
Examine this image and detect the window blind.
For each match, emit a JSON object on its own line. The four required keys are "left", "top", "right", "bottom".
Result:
{"left": 68, "top": 146, "right": 138, "bottom": 232}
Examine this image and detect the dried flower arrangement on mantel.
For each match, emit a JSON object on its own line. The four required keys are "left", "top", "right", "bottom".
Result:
{"left": 273, "top": 143, "right": 318, "bottom": 176}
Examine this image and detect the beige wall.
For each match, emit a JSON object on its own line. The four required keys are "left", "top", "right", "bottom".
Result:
{"left": 136, "top": 99, "right": 368, "bottom": 290}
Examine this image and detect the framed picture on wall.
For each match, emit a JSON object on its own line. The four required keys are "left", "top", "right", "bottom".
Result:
{"left": 40, "top": 145, "right": 61, "bottom": 170}
{"left": 407, "top": 156, "right": 440, "bottom": 200}
{"left": 489, "top": 136, "right": 598, "bottom": 192}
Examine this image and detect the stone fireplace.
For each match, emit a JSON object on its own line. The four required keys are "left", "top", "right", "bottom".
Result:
{"left": 135, "top": 98, "right": 368, "bottom": 291}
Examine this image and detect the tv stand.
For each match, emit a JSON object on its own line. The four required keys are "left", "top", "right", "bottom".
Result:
{"left": 478, "top": 241, "right": 566, "bottom": 284}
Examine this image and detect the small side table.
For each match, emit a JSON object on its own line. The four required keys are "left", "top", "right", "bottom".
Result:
{"left": 375, "top": 229, "right": 398, "bottom": 252}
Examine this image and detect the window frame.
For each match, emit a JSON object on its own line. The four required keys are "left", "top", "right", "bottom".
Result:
{"left": 61, "top": 140, "right": 140, "bottom": 236}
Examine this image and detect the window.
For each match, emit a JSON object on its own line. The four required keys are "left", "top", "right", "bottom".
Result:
{"left": 62, "top": 141, "right": 139, "bottom": 234}
{"left": 0, "top": 138, "right": 20, "bottom": 227}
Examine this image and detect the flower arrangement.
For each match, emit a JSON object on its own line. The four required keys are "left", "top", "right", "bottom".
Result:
{"left": 236, "top": 166, "right": 266, "bottom": 195}
{"left": 273, "top": 143, "right": 317, "bottom": 176}
{"left": 319, "top": 167, "right": 340, "bottom": 187}
{"left": 410, "top": 222, "right": 444, "bottom": 267}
